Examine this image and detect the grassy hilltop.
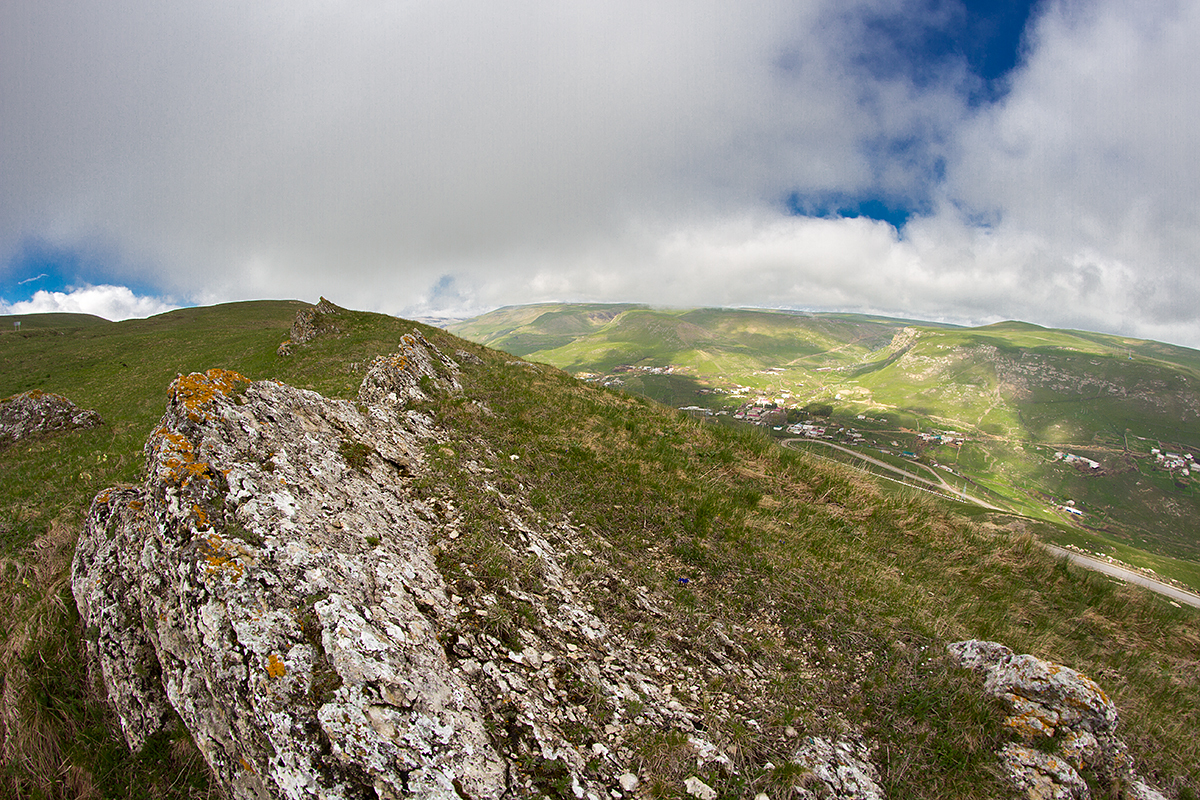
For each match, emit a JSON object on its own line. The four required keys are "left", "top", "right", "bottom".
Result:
{"left": 450, "top": 304, "right": 1200, "bottom": 589}
{"left": 1, "top": 300, "right": 1198, "bottom": 798}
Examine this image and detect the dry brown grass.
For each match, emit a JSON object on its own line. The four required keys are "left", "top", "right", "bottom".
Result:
{"left": 0, "top": 518, "right": 88, "bottom": 798}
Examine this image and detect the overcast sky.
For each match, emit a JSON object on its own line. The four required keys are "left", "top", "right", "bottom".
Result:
{"left": 3, "top": 0, "right": 1199, "bottom": 347}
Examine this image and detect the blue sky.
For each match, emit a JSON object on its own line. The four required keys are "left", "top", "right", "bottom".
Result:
{"left": 3, "top": 0, "right": 1200, "bottom": 348}
{"left": 7, "top": 240, "right": 101, "bottom": 298}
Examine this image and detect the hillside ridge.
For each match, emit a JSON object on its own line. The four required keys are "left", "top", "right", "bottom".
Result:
{"left": 448, "top": 303, "right": 1200, "bottom": 589}
{"left": 1, "top": 299, "right": 1197, "bottom": 798}
{"left": 71, "top": 323, "right": 1175, "bottom": 800}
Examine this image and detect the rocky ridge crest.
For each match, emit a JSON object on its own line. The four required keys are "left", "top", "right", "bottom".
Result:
{"left": 277, "top": 297, "right": 343, "bottom": 356}
{"left": 75, "top": 330, "right": 755, "bottom": 799}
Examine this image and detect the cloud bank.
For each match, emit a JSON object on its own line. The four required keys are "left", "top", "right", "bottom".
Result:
{"left": 2, "top": 0, "right": 1199, "bottom": 346}
{"left": 0, "top": 286, "right": 179, "bottom": 321}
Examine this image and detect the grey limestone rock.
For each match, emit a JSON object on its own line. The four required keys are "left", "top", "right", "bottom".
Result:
{"left": 73, "top": 339, "right": 507, "bottom": 799}
{"left": 73, "top": 331, "right": 725, "bottom": 799}
{"left": 949, "top": 640, "right": 1161, "bottom": 800}
{"left": 0, "top": 389, "right": 103, "bottom": 448}
{"left": 1000, "top": 743, "right": 1090, "bottom": 800}
{"left": 277, "top": 297, "right": 343, "bottom": 355}
{"left": 791, "top": 737, "right": 885, "bottom": 800}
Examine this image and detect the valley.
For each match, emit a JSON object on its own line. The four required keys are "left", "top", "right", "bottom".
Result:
{"left": 450, "top": 304, "right": 1200, "bottom": 591}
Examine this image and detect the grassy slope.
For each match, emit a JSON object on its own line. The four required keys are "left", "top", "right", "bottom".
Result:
{"left": 0, "top": 302, "right": 1197, "bottom": 798}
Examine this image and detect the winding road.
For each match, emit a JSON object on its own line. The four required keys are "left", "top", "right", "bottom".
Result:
{"left": 781, "top": 437, "right": 1006, "bottom": 511}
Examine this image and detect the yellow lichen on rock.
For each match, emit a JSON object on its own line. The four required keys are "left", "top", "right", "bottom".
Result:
{"left": 153, "top": 426, "right": 217, "bottom": 487}
{"left": 266, "top": 654, "right": 287, "bottom": 680}
{"left": 202, "top": 533, "right": 245, "bottom": 580}
{"left": 170, "top": 369, "right": 250, "bottom": 415}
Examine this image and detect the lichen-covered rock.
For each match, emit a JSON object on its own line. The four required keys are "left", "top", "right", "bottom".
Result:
{"left": 948, "top": 640, "right": 1117, "bottom": 739}
{"left": 74, "top": 350, "right": 507, "bottom": 799}
{"left": 1000, "top": 744, "right": 1089, "bottom": 800}
{"left": 949, "top": 640, "right": 1161, "bottom": 800}
{"left": 791, "top": 737, "right": 885, "bottom": 800}
{"left": 0, "top": 389, "right": 102, "bottom": 448}
{"left": 73, "top": 488, "right": 174, "bottom": 750}
{"left": 74, "top": 331, "right": 755, "bottom": 799}
{"left": 358, "top": 330, "right": 462, "bottom": 407}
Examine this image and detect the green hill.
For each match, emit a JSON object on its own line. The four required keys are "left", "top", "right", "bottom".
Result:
{"left": 0, "top": 311, "right": 112, "bottom": 331}
{"left": 1, "top": 300, "right": 1198, "bottom": 798}
{"left": 450, "top": 304, "right": 1200, "bottom": 586}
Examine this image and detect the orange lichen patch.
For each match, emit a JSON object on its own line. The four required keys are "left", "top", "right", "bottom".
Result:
{"left": 152, "top": 427, "right": 220, "bottom": 487}
{"left": 169, "top": 369, "right": 250, "bottom": 413}
{"left": 192, "top": 504, "right": 210, "bottom": 528}
{"left": 202, "top": 533, "right": 246, "bottom": 580}
{"left": 1004, "top": 711, "right": 1056, "bottom": 739}
{"left": 240, "top": 757, "right": 256, "bottom": 773}
{"left": 266, "top": 653, "right": 287, "bottom": 679}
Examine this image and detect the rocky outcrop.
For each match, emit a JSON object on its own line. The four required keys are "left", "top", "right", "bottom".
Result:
{"left": 78, "top": 319, "right": 1179, "bottom": 800}
{"left": 791, "top": 738, "right": 885, "bottom": 800}
{"left": 73, "top": 330, "right": 762, "bottom": 799}
{"left": 0, "top": 389, "right": 102, "bottom": 448}
{"left": 949, "top": 640, "right": 1164, "bottom": 800}
{"left": 74, "top": 333, "right": 504, "bottom": 799}
{"left": 277, "top": 297, "right": 342, "bottom": 355}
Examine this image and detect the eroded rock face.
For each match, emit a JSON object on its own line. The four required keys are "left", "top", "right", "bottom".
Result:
{"left": 949, "top": 640, "right": 1161, "bottom": 800}
{"left": 74, "top": 334, "right": 507, "bottom": 799}
{"left": 0, "top": 389, "right": 102, "bottom": 448}
{"left": 791, "top": 738, "right": 885, "bottom": 800}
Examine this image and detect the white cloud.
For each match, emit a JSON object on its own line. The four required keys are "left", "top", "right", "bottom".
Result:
{"left": 3, "top": 0, "right": 1200, "bottom": 348}
{"left": 0, "top": 1, "right": 960, "bottom": 301}
{"left": 940, "top": 0, "right": 1200, "bottom": 333}
{"left": 0, "top": 286, "right": 178, "bottom": 321}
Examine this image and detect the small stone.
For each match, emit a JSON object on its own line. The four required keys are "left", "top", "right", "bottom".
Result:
{"left": 618, "top": 773, "right": 639, "bottom": 792}
{"left": 684, "top": 776, "right": 717, "bottom": 800}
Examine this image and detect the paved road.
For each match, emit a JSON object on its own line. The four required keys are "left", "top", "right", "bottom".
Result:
{"left": 1045, "top": 546, "right": 1200, "bottom": 609}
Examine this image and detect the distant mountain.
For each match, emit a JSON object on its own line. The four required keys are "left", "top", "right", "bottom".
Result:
{"left": 450, "top": 304, "right": 1200, "bottom": 578}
